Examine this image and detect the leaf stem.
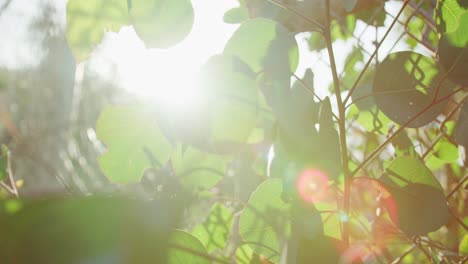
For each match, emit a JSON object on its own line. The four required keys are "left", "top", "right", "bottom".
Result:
{"left": 323, "top": 0, "right": 351, "bottom": 248}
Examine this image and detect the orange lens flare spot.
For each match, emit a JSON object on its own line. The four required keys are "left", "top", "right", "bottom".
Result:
{"left": 296, "top": 169, "right": 329, "bottom": 203}
{"left": 341, "top": 243, "right": 376, "bottom": 263}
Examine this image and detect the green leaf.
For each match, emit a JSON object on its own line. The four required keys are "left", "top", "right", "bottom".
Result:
{"left": 96, "top": 105, "right": 172, "bottom": 183}
{"left": 308, "top": 32, "right": 326, "bottom": 51}
{"left": 296, "top": 236, "right": 343, "bottom": 264}
{"left": 167, "top": 230, "right": 210, "bottom": 264}
{"left": 200, "top": 54, "right": 258, "bottom": 145}
{"left": 330, "top": 18, "right": 355, "bottom": 42}
{"left": 191, "top": 204, "right": 233, "bottom": 253}
{"left": 434, "top": 138, "right": 459, "bottom": 162}
{"left": 291, "top": 202, "right": 323, "bottom": 241}
{"left": 239, "top": 179, "right": 291, "bottom": 263}
{"left": 172, "top": 146, "right": 226, "bottom": 192}
{"left": 347, "top": 105, "right": 391, "bottom": 134}
{"left": 223, "top": 7, "right": 250, "bottom": 24}
{"left": 316, "top": 97, "right": 342, "bottom": 178}
{"left": 340, "top": 46, "right": 364, "bottom": 91}
{"left": 66, "top": 0, "right": 129, "bottom": 61}
{"left": 442, "top": 11, "right": 468, "bottom": 47}
{"left": 0, "top": 146, "right": 7, "bottom": 181}
{"left": 291, "top": 69, "right": 320, "bottom": 126}
{"left": 425, "top": 155, "right": 447, "bottom": 171}
{"left": 455, "top": 101, "right": 468, "bottom": 167}
{"left": 272, "top": 97, "right": 341, "bottom": 185}
{"left": 379, "top": 157, "right": 449, "bottom": 236}
{"left": 438, "top": 27, "right": 468, "bottom": 86}
{"left": 0, "top": 196, "right": 180, "bottom": 263}
{"left": 130, "top": 0, "right": 194, "bottom": 48}
{"left": 236, "top": 244, "right": 274, "bottom": 264}
{"left": 245, "top": 0, "right": 329, "bottom": 32}
{"left": 373, "top": 51, "right": 453, "bottom": 128}
{"left": 236, "top": 244, "right": 255, "bottom": 264}
{"left": 355, "top": 1, "right": 386, "bottom": 27}
{"left": 224, "top": 18, "right": 299, "bottom": 77}
{"left": 351, "top": 84, "right": 374, "bottom": 111}
{"left": 460, "top": 233, "right": 468, "bottom": 255}
{"left": 435, "top": 0, "right": 468, "bottom": 85}
{"left": 1, "top": 144, "right": 8, "bottom": 156}
{"left": 443, "top": 120, "right": 457, "bottom": 136}
{"left": 271, "top": 78, "right": 319, "bottom": 164}
{"left": 435, "top": 0, "right": 468, "bottom": 34}
{"left": 392, "top": 130, "right": 416, "bottom": 158}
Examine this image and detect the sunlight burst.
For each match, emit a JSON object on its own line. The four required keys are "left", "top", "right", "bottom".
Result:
{"left": 97, "top": 0, "right": 238, "bottom": 109}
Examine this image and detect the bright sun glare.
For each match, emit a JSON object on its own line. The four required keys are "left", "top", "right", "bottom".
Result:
{"left": 93, "top": 0, "right": 238, "bottom": 108}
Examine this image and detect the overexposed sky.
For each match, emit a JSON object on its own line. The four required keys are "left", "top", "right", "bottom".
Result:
{"left": 90, "top": 0, "right": 239, "bottom": 103}
{"left": 0, "top": 0, "right": 428, "bottom": 105}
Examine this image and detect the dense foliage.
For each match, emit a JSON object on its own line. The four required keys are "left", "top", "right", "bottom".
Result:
{"left": 0, "top": 0, "right": 467, "bottom": 263}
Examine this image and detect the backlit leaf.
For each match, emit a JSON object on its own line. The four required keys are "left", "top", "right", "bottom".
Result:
{"left": 96, "top": 105, "right": 172, "bottom": 183}
{"left": 130, "top": 0, "right": 194, "bottom": 48}
{"left": 66, "top": 0, "right": 129, "bottom": 61}
{"left": 435, "top": 0, "right": 468, "bottom": 34}
{"left": 0, "top": 152, "right": 6, "bottom": 181}
{"left": 239, "top": 179, "right": 291, "bottom": 263}
{"left": 172, "top": 146, "right": 226, "bottom": 192}
{"left": 460, "top": 233, "right": 468, "bottom": 255}
{"left": 435, "top": 0, "right": 468, "bottom": 85}
{"left": 191, "top": 203, "right": 233, "bottom": 253}
{"left": 347, "top": 105, "right": 391, "bottom": 134}
{"left": 167, "top": 230, "right": 210, "bottom": 264}
{"left": 200, "top": 54, "right": 258, "bottom": 145}
{"left": 379, "top": 157, "right": 449, "bottom": 236}
{"left": 373, "top": 51, "right": 453, "bottom": 127}
{"left": 296, "top": 236, "right": 343, "bottom": 264}
{"left": 224, "top": 18, "right": 299, "bottom": 77}
{"left": 224, "top": 7, "right": 250, "bottom": 24}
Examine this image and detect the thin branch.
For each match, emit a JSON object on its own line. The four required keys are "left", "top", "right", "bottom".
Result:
{"left": 350, "top": 86, "right": 465, "bottom": 178}
{"left": 449, "top": 208, "right": 468, "bottom": 230}
{"left": 421, "top": 129, "right": 446, "bottom": 159}
{"left": 407, "top": 0, "right": 436, "bottom": 31}
{"left": 0, "top": 0, "right": 13, "bottom": 17}
{"left": 323, "top": 0, "right": 350, "bottom": 248}
{"left": 265, "top": 0, "right": 324, "bottom": 31}
{"left": 439, "top": 94, "right": 468, "bottom": 132}
{"left": 167, "top": 243, "right": 232, "bottom": 264}
{"left": 392, "top": 244, "right": 417, "bottom": 264}
{"left": 446, "top": 175, "right": 467, "bottom": 199}
{"left": 343, "top": 0, "right": 410, "bottom": 106}
{"left": 0, "top": 181, "right": 15, "bottom": 195}
{"left": 414, "top": 239, "right": 433, "bottom": 262}
{"left": 242, "top": 241, "right": 281, "bottom": 257}
{"left": 6, "top": 150, "right": 18, "bottom": 197}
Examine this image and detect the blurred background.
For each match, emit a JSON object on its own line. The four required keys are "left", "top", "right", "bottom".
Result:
{"left": 0, "top": 0, "right": 457, "bottom": 197}
{"left": 0, "top": 0, "right": 241, "bottom": 196}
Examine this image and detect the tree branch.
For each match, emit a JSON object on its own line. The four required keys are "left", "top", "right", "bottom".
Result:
{"left": 323, "top": 0, "right": 351, "bottom": 248}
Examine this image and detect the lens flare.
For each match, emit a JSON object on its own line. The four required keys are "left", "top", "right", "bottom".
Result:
{"left": 381, "top": 189, "right": 399, "bottom": 226}
{"left": 350, "top": 178, "right": 401, "bottom": 250}
{"left": 296, "top": 169, "right": 329, "bottom": 203}
{"left": 341, "top": 243, "right": 376, "bottom": 263}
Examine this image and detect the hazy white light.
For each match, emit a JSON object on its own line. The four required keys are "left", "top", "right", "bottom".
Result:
{"left": 96, "top": 0, "right": 238, "bottom": 108}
